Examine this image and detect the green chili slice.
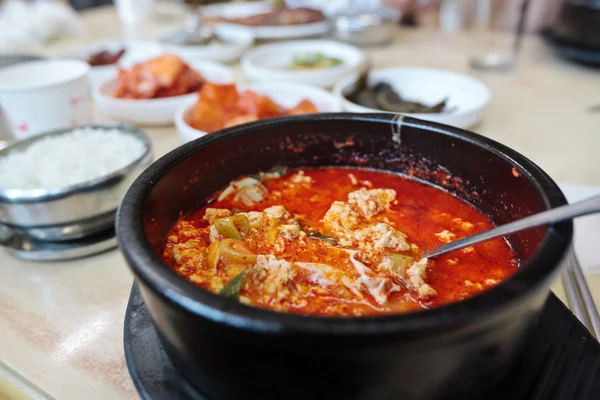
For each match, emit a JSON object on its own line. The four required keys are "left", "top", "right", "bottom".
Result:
{"left": 308, "top": 231, "right": 338, "bottom": 245}
{"left": 220, "top": 270, "right": 249, "bottom": 300}
{"left": 214, "top": 215, "right": 250, "bottom": 240}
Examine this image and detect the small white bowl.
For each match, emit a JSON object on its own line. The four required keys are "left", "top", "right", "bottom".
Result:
{"left": 157, "top": 25, "right": 254, "bottom": 63}
{"left": 241, "top": 40, "right": 364, "bottom": 88}
{"left": 202, "top": 1, "right": 330, "bottom": 40}
{"left": 333, "top": 68, "right": 491, "bottom": 129}
{"left": 0, "top": 60, "right": 91, "bottom": 137}
{"left": 175, "top": 81, "right": 342, "bottom": 143}
{"left": 93, "top": 60, "right": 234, "bottom": 126}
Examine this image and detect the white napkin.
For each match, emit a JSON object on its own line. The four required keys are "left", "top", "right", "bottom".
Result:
{"left": 559, "top": 183, "right": 600, "bottom": 275}
{"left": 0, "top": 0, "right": 84, "bottom": 52}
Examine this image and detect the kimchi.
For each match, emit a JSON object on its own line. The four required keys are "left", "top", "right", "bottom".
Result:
{"left": 113, "top": 54, "right": 204, "bottom": 99}
{"left": 188, "top": 82, "right": 318, "bottom": 133}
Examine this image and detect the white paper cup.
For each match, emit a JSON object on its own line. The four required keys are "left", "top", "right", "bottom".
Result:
{"left": 0, "top": 60, "right": 92, "bottom": 138}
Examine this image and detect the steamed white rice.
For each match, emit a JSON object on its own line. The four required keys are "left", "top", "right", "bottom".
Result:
{"left": 0, "top": 127, "right": 146, "bottom": 190}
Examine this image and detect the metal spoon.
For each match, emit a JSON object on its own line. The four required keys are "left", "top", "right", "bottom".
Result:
{"left": 422, "top": 193, "right": 600, "bottom": 259}
{"left": 170, "top": 8, "right": 214, "bottom": 46}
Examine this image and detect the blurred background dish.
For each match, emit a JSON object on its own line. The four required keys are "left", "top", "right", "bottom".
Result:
{"left": 333, "top": 12, "right": 397, "bottom": 47}
{"left": 175, "top": 81, "right": 342, "bottom": 143}
{"left": 285, "top": 0, "right": 399, "bottom": 46}
{"left": 334, "top": 67, "right": 490, "bottom": 129}
{"left": 58, "top": 41, "right": 128, "bottom": 87}
{"left": 157, "top": 24, "right": 254, "bottom": 63}
{"left": 201, "top": 1, "right": 330, "bottom": 40}
{"left": 550, "top": 0, "right": 600, "bottom": 50}
{"left": 93, "top": 56, "right": 233, "bottom": 125}
{"left": 57, "top": 41, "right": 163, "bottom": 87}
{"left": 544, "top": 0, "right": 600, "bottom": 66}
{"left": 0, "top": 59, "right": 92, "bottom": 138}
{"left": 241, "top": 40, "right": 364, "bottom": 88}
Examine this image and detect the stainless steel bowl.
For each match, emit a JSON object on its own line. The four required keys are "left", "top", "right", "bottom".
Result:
{"left": 0, "top": 123, "right": 153, "bottom": 241}
{"left": 333, "top": 13, "right": 396, "bottom": 47}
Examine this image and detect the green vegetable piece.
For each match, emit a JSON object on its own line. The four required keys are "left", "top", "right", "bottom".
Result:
{"left": 231, "top": 214, "right": 249, "bottom": 236}
{"left": 329, "top": 57, "right": 343, "bottom": 67}
{"left": 292, "top": 53, "right": 343, "bottom": 69}
{"left": 293, "top": 53, "right": 320, "bottom": 66}
{"left": 214, "top": 215, "right": 249, "bottom": 240}
{"left": 308, "top": 231, "right": 338, "bottom": 245}
{"left": 220, "top": 270, "right": 249, "bottom": 300}
{"left": 387, "top": 252, "right": 414, "bottom": 274}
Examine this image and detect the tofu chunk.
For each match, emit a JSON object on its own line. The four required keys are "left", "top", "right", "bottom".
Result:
{"left": 348, "top": 188, "right": 396, "bottom": 219}
{"left": 279, "top": 224, "right": 300, "bottom": 240}
{"left": 435, "top": 230, "right": 456, "bottom": 243}
{"left": 322, "top": 201, "right": 360, "bottom": 237}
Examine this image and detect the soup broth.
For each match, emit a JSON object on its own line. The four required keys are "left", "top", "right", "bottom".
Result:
{"left": 162, "top": 167, "right": 517, "bottom": 317}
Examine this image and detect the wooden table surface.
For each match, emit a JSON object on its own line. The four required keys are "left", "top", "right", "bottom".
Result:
{"left": 0, "top": 5, "right": 599, "bottom": 400}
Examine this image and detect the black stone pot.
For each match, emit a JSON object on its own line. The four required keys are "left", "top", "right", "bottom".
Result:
{"left": 117, "top": 113, "right": 572, "bottom": 400}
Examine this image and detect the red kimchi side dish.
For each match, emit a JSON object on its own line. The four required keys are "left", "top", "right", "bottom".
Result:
{"left": 162, "top": 167, "right": 518, "bottom": 317}
{"left": 113, "top": 54, "right": 204, "bottom": 99}
{"left": 188, "top": 82, "right": 318, "bottom": 133}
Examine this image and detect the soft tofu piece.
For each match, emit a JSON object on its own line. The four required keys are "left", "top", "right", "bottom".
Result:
{"left": 348, "top": 188, "right": 396, "bottom": 219}
{"left": 204, "top": 208, "right": 232, "bottom": 224}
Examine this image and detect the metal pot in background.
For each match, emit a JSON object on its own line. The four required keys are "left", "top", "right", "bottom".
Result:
{"left": 552, "top": 0, "right": 600, "bottom": 49}
{"left": 333, "top": 12, "right": 397, "bottom": 47}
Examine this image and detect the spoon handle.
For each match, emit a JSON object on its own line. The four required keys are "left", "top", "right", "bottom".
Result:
{"left": 422, "top": 193, "right": 600, "bottom": 259}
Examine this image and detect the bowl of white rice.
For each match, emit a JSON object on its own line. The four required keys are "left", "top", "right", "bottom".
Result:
{"left": 0, "top": 124, "right": 153, "bottom": 241}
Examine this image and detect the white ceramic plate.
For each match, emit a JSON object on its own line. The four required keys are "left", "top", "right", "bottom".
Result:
{"left": 93, "top": 60, "right": 234, "bottom": 126}
{"left": 156, "top": 25, "right": 254, "bottom": 63}
{"left": 58, "top": 41, "right": 163, "bottom": 88}
{"left": 333, "top": 68, "right": 491, "bottom": 129}
{"left": 241, "top": 40, "right": 364, "bottom": 88}
{"left": 175, "top": 81, "right": 341, "bottom": 143}
{"left": 201, "top": 1, "right": 330, "bottom": 40}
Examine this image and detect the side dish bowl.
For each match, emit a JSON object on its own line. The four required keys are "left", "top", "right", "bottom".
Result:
{"left": 157, "top": 25, "right": 254, "bottom": 63}
{"left": 175, "top": 81, "right": 342, "bottom": 143}
{"left": 334, "top": 68, "right": 491, "bottom": 129}
{"left": 93, "top": 60, "right": 233, "bottom": 126}
{"left": 118, "top": 113, "right": 572, "bottom": 400}
{"left": 241, "top": 40, "right": 364, "bottom": 88}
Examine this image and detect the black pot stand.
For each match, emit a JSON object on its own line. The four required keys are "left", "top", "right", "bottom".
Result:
{"left": 124, "top": 284, "right": 600, "bottom": 400}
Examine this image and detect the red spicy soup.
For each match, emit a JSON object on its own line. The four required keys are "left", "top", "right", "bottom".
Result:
{"left": 162, "top": 167, "right": 518, "bottom": 317}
